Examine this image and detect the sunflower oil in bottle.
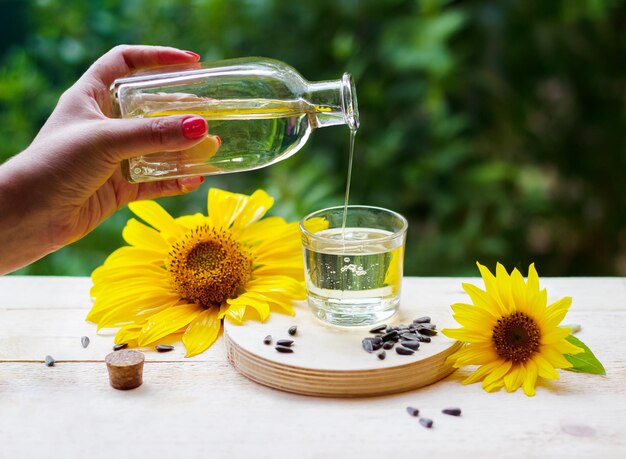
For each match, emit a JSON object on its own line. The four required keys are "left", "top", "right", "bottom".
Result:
{"left": 111, "top": 58, "right": 359, "bottom": 183}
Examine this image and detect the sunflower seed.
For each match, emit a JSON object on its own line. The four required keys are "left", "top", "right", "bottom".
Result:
{"left": 80, "top": 336, "right": 90, "bottom": 348}
{"left": 401, "top": 340, "right": 420, "bottom": 351}
{"left": 113, "top": 343, "right": 128, "bottom": 351}
{"left": 413, "top": 316, "right": 431, "bottom": 324}
{"left": 44, "top": 355, "right": 55, "bottom": 367}
{"left": 288, "top": 325, "right": 297, "bottom": 336}
{"left": 362, "top": 338, "right": 374, "bottom": 353}
{"left": 377, "top": 350, "right": 386, "bottom": 360}
{"left": 156, "top": 344, "right": 174, "bottom": 353}
{"left": 419, "top": 322, "right": 437, "bottom": 330}
{"left": 369, "top": 324, "right": 387, "bottom": 333}
{"left": 385, "top": 325, "right": 394, "bottom": 333}
{"left": 416, "top": 335, "right": 432, "bottom": 343}
{"left": 263, "top": 335, "right": 272, "bottom": 345}
{"left": 276, "top": 339, "right": 294, "bottom": 347}
{"left": 382, "top": 340, "right": 395, "bottom": 350}
{"left": 401, "top": 332, "right": 418, "bottom": 340}
{"left": 442, "top": 407, "right": 462, "bottom": 416}
{"left": 419, "top": 418, "right": 434, "bottom": 428}
{"left": 406, "top": 406, "right": 419, "bottom": 417}
{"left": 275, "top": 345, "right": 294, "bottom": 353}
{"left": 396, "top": 346, "right": 414, "bottom": 356}
{"left": 416, "top": 327, "right": 438, "bottom": 336}
{"left": 381, "top": 330, "right": 399, "bottom": 342}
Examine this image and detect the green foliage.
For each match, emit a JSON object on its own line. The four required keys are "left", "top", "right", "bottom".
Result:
{"left": 1, "top": 0, "right": 626, "bottom": 276}
{"left": 564, "top": 334, "right": 606, "bottom": 375}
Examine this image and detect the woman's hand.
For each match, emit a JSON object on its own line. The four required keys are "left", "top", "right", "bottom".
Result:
{"left": 0, "top": 45, "right": 219, "bottom": 274}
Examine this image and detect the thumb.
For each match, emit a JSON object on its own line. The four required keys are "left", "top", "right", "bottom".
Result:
{"left": 97, "top": 115, "right": 211, "bottom": 162}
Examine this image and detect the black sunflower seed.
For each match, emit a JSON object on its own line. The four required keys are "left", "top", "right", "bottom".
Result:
{"left": 276, "top": 339, "right": 294, "bottom": 347}
{"left": 369, "top": 324, "right": 387, "bottom": 333}
{"left": 156, "top": 344, "right": 175, "bottom": 353}
{"left": 382, "top": 341, "right": 395, "bottom": 350}
{"left": 263, "top": 335, "right": 272, "bottom": 345}
{"left": 396, "top": 346, "right": 414, "bottom": 356}
{"left": 377, "top": 350, "right": 386, "bottom": 360}
{"left": 442, "top": 407, "right": 462, "bottom": 416}
{"left": 419, "top": 322, "right": 437, "bottom": 330}
{"left": 406, "top": 406, "right": 419, "bottom": 417}
{"left": 401, "top": 341, "right": 420, "bottom": 351}
{"left": 288, "top": 325, "right": 297, "bottom": 336}
{"left": 416, "top": 327, "right": 438, "bottom": 336}
{"left": 416, "top": 335, "right": 432, "bottom": 343}
{"left": 413, "top": 316, "right": 431, "bottom": 324}
{"left": 419, "top": 418, "right": 434, "bottom": 428}
{"left": 44, "top": 355, "right": 55, "bottom": 367}
{"left": 362, "top": 339, "right": 374, "bottom": 353}
{"left": 80, "top": 336, "right": 90, "bottom": 348}
{"left": 381, "top": 330, "right": 399, "bottom": 342}
{"left": 275, "top": 345, "right": 294, "bottom": 353}
{"left": 113, "top": 343, "right": 128, "bottom": 351}
{"left": 401, "top": 332, "right": 418, "bottom": 340}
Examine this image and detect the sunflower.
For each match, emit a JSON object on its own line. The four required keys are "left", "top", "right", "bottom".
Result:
{"left": 442, "top": 262, "right": 584, "bottom": 396}
{"left": 87, "top": 188, "right": 322, "bottom": 357}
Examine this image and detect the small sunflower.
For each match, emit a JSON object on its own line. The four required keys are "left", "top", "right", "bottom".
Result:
{"left": 442, "top": 262, "right": 584, "bottom": 396}
{"left": 87, "top": 188, "right": 322, "bottom": 357}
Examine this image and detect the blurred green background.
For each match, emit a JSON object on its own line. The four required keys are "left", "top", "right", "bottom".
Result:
{"left": 2, "top": 0, "right": 625, "bottom": 277}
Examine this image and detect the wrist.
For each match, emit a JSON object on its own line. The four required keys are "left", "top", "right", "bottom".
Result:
{"left": 0, "top": 153, "right": 61, "bottom": 274}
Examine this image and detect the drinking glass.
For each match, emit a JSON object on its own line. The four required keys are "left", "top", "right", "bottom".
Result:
{"left": 300, "top": 205, "right": 407, "bottom": 326}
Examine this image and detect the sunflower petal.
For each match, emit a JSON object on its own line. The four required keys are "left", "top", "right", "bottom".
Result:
{"left": 482, "top": 359, "right": 513, "bottom": 389}
{"left": 208, "top": 188, "right": 250, "bottom": 228}
{"left": 227, "top": 291, "right": 271, "bottom": 321}
{"left": 522, "top": 359, "right": 538, "bottom": 396}
{"left": 495, "top": 263, "right": 515, "bottom": 314}
{"left": 138, "top": 304, "right": 202, "bottom": 346}
{"left": 183, "top": 308, "right": 222, "bottom": 357}
{"left": 462, "top": 360, "right": 505, "bottom": 385}
{"left": 128, "top": 200, "right": 184, "bottom": 240}
{"left": 503, "top": 366, "right": 525, "bottom": 392}
{"left": 122, "top": 218, "right": 170, "bottom": 251}
{"left": 533, "top": 354, "right": 559, "bottom": 380}
{"left": 442, "top": 327, "right": 491, "bottom": 344}
{"left": 232, "top": 189, "right": 274, "bottom": 229}
{"left": 543, "top": 296, "right": 573, "bottom": 328}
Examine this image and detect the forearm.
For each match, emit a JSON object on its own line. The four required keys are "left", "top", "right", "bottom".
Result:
{"left": 0, "top": 153, "right": 61, "bottom": 274}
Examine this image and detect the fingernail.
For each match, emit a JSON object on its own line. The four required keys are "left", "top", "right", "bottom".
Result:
{"left": 184, "top": 51, "right": 201, "bottom": 60}
{"left": 215, "top": 135, "right": 222, "bottom": 146}
{"left": 182, "top": 116, "right": 207, "bottom": 140}
{"left": 179, "top": 176, "right": 204, "bottom": 192}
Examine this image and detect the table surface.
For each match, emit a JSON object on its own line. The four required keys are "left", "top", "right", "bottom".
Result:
{"left": 1, "top": 276, "right": 624, "bottom": 459}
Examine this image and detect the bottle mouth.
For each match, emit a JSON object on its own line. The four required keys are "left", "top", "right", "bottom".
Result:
{"left": 341, "top": 73, "right": 360, "bottom": 131}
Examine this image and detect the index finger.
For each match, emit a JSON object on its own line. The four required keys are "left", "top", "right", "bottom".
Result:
{"left": 82, "top": 44, "right": 201, "bottom": 88}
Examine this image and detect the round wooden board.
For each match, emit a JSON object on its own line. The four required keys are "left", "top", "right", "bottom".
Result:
{"left": 224, "top": 300, "right": 462, "bottom": 397}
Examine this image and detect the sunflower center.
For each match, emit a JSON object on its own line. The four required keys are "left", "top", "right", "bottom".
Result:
{"left": 166, "top": 225, "right": 252, "bottom": 307}
{"left": 492, "top": 311, "right": 541, "bottom": 363}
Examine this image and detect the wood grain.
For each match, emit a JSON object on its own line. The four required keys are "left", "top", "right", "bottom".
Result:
{"left": 1, "top": 276, "right": 625, "bottom": 459}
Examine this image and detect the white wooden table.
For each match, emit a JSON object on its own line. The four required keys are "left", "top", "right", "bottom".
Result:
{"left": 1, "top": 276, "right": 624, "bottom": 458}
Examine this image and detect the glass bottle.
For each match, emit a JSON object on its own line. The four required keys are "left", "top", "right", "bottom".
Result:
{"left": 110, "top": 57, "right": 359, "bottom": 183}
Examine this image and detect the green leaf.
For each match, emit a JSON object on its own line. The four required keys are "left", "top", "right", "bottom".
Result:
{"left": 563, "top": 335, "right": 606, "bottom": 375}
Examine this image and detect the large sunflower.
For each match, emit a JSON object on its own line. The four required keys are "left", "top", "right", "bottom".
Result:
{"left": 87, "top": 188, "right": 319, "bottom": 357}
{"left": 442, "top": 262, "right": 584, "bottom": 396}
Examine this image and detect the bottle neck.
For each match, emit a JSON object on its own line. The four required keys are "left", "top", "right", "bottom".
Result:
{"left": 306, "top": 73, "right": 359, "bottom": 130}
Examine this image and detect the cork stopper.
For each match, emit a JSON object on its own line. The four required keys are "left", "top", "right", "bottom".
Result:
{"left": 105, "top": 349, "right": 145, "bottom": 390}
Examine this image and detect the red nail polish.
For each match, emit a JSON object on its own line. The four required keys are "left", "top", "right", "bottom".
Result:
{"left": 215, "top": 135, "right": 222, "bottom": 146}
{"left": 182, "top": 117, "right": 207, "bottom": 140}
{"left": 184, "top": 51, "right": 200, "bottom": 60}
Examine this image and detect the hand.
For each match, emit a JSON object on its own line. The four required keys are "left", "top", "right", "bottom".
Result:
{"left": 0, "top": 45, "right": 219, "bottom": 274}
